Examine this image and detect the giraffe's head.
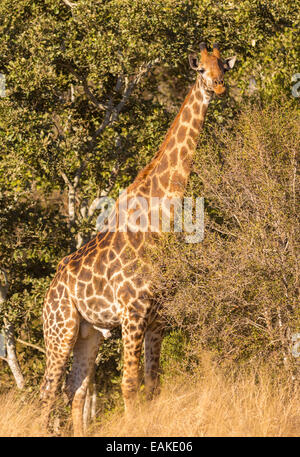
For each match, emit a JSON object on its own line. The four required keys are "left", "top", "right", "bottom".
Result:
{"left": 189, "top": 42, "right": 236, "bottom": 96}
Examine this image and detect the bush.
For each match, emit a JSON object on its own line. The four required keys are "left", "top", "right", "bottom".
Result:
{"left": 149, "top": 98, "right": 300, "bottom": 372}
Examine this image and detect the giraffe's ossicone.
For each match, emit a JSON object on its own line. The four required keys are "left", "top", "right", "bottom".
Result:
{"left": 40, "top": 43, "right": 236, "bottom": 436}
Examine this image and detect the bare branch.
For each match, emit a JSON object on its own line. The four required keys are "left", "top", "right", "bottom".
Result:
{"left": 61, "top": 0, "right": 76, "bottom": 8}
{"left": 74, "top": 160, "right": 87, "bottom": 189}
{"left": 16, "top": 338, "right": 46, "bottom": 354}
{"left": 111, "top": 58, "right": 160, "bottom": 124}
{"left": 60, "top": 170, "right": 73, "bottom": 189}
{"left": 57, "top": 60, "right": 107, "bottom": 110}
{"left": 0, "top": 268, "right": 8, "bottom": 304}
{"left": 82, "top": 79, "right": 108, "bottom": 110}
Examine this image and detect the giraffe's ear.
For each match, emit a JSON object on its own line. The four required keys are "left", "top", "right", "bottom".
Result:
{"left": 188, "top": 54, "right": 199, "bottom": 71}
{"left": 223, "top": 55, "right": 237, "bottom": 71}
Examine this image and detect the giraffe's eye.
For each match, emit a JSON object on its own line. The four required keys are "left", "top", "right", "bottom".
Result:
{"left": 198, "top": 68, "right": 205, "bottom": 74}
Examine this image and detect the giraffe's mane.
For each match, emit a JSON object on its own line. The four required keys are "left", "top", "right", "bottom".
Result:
{"left": 126, "top": 84, "right": 195, "bottom": 193}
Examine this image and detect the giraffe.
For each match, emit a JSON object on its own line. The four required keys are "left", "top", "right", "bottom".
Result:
{"left": 40, "top": 42, "right": 236, "bottom": 436}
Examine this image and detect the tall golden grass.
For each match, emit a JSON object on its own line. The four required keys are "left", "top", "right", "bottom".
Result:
{"left": 0, "top": 356, "right": 299, "bottom": 437}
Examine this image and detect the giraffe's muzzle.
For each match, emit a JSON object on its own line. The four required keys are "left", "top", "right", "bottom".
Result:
{"left": 214, "top": 84, "right": 226, "bottom": 96}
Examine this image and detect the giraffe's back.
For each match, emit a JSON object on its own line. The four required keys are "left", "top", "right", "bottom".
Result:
{"left": 52, "top": 230, "right": 151, "bottom": 329}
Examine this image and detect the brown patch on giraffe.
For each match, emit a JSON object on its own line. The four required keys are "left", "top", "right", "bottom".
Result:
{"left": 55, "top": 310, "right": 64, "bottom": 324}
{"left": 84, "top": 250, "right": 96, "bottom": 267}
{"left": 94, "top": 255, "right": 107, "bottom": 276}
{"left": 166, "top": 137, "right": 175, "bottom": 151}
{"left": 177, "top": 125, "right": 187, "bottom": 143}
{"left": 151, "top": 181, "right": 165, "bottom": 198}
{"left": 68, "top": 259, "right": 81, "bottom": 274}
{"left": 108, "top": 257, "right": 122, "bottom": 278}
{"left": 127, "top": 230, "right": 144, "bottom": 250}
{"left": 111, "top": 272, "right": 123, "bottom": 285}
{"left": 189, "top": 128, "right": 198, "bottom": 140}
{"left": 195, "top": 90, "right": 203, "bottom": 101}
{"left": 48, "top": 288, "right": 58, "bottom": 302}
{"left": 151, "top": 175, "right": 159, "bottom": 193}
{"left": 156, "top": 154, "right": 168, "bottom": 174}
{"left": 132, "top": 275, "right": 144, "bottom": 288}
{"left": 169, "top": 148, "right": 178, "bottom": 167}
{"left": 130, "top": 300, "right": 147, "bottom": 316}
{"left": 125, "top": 242, "right": 137, "bottom": 259}
{"left": 92, "top": 275, "right": 106, "bottom": 293}
{"left": 101, "top": 310, "right": 113, "bottom": 320}
{"left": 192, "top": 118, "right": 201, "bottom": 130}
{"left": 123, "top": 260, "right": 138, "bottom": 277}
{"left": 60, "top": 303, "right": 71, "bottom": 319}
{"left": 49, "top": 300, "right": 59, "bottom": 312}
{"left": 100, "top": 249, "right": 110, "bottom": 265}
{"left": 129, "top": 324, "right": 137, "bottom": 332}
{"left": 201, "top": 104, "right": 207, "bottom": 117}
{"left": 56, "top": 283, "right": 64, "bottom": 297}
{"left": 77, "top": 281, "right": 86, "bottom": 298}
{"left": 78, "top": 267, "right": 92, "bottom": 282}
{"left": 103, "top": 284, "right": 114, "bottom": 302}
{"left": 170, "top": 171, "right": 186, "bottom": 192}
{"left": 182, "top": 107, "right": 191, "bottom": 123}
{"left": 108, "top": 250, "right": 116, "bottom": 262}
{"left": 172, "top": 120, "right": 180, "bottom": 135}
{"left": 119, "top": 282, "right": 136, "bottom": 304}
{"left": 86, "top": 296, "right": 109, "bottom": 311}
{"left": 192, "top": 102, "right": 200, "bottom": 115}
{"left": 182, "top": 156, "right": 192, "bottom": 173}
{"left": 86, "top": 283, "right": 93, "bottom": 297}
{"left": 159, "top": 171, "right": 169, "bottom": 189}
{"left": 180, "top": 146, "right": 188, "bottom": 160}
{"left": 113, "top": 232, "right": 126, "bottom": 255}
{"left": 99, "top": 232, "right": 114, "bottom": 250}
{"left": 67, "top": 272, "right": 76, "bottom": 294}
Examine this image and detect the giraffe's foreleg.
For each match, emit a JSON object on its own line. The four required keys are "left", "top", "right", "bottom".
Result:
{"left": 121, "top": 312, "right": 147, "bottom": 415}
{"left": 65, "top": 321, "right": 103, "bottom": 437}
{"left": 144, "top": 318, "right": 165, "bottom": 400}
{"left": 40, "top": 298, "right": 80, "bottom": 434}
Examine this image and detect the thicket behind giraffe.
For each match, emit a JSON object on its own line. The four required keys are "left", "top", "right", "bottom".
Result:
{"left": 40, "top": 43, "right": 236, "bottom": 436}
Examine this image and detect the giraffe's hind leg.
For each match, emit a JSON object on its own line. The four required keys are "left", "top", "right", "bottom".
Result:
{"left": 40, "top": 297, "right": 80, "bottom": 434}
{"left": 144, "top": 318, "right": 165, "bottom": 400}
{"left": 65, "top": 321, "right": 103, "bottom": 437}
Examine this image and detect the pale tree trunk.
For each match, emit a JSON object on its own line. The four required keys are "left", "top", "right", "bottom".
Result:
{"left": 0, "top": 269, "right": 25, "bottom": 389}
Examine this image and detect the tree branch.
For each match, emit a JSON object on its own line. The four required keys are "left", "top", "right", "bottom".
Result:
{"left": 61, "top": 0, "right": 76, "bottom": 8}
{"left": 16, "top": 338, "right": 45, "bottom": 354}
{"left": 56, "top": 60, "right": 107, "bottom": 110}
{"left": 0, "top": 270, "right": 25, "bottom": 389}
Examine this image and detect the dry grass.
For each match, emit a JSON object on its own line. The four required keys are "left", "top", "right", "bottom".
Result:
{"left": 0, "top": 390, "right": 45, "bottom": 437}
{"left": 1, "top": 358, "right": 299, "bottom": 437}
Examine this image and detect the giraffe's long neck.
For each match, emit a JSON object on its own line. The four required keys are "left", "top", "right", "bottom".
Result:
{"left": 128, "top": 78, "right": 211, "bottom": 200}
